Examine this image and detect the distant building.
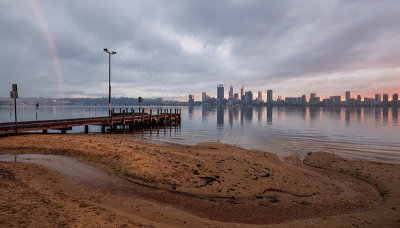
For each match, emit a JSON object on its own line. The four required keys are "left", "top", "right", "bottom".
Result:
{"left": 229, "top": 85, "right": 234, "bottom": 100}
{"left": 188, "top": 95, "right": 194, "bottom": 104}
{"left": 346, "top": 91, "right": 351, "bottom": 103}
{"left": 393, "top": 93, "right": 399, "bottom": 106}
{"left": 234, "top": 93, "right": 239, "bottom": 102}
{"left": 217, "top": 84, "right": 224, "bottom": 103}
{"left": 309, "top": 93, "right": 320, "bottom": 105}
{"left": 258, "top": 91, "right": 263, "bottom": 100}
{"left": 244, "top": 91, "right": 253, "bottom": 104}
{"left": 301, "top": 94, "right": 307, "bottom": 105}
{"left": 285, "top": 97, "right": 298, "bottom": 105}
{"left": 267, "top": 90, "right": 273, "bottom": 103}
{"left": 364, "top": 97, "right": 375, "bottom": 106}
{"left": 202, "top": 92, "right": 211, "bottom": 103}
{"left": 375, "top": 93, "right": 381, "bottom": 104}
{"left": 241, "top": 85, "right": 245, "bottom": 100}
{"left": 383, "top": 94, "right": 389, "bottom": 105}
{"left": 356, "top": 95, "right": 362, "bottom": 105}
{"left": 330, "top": 96, "right": 341, "bottom": 106}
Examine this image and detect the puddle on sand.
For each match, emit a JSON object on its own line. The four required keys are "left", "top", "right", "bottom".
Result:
{"left": 0, "top": 154, "right": 128, "bottom": 193}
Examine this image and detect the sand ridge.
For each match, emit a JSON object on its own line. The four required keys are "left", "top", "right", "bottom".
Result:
{"left": 0, "top": 134, "right": 397, "bottom": 227}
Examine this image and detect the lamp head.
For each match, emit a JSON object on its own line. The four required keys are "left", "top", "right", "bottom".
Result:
{"left": 112, "top": 51, "right": 117, "bottom": 54}
{"left": 103, "top": 48, "right": 108, "bottom": 52}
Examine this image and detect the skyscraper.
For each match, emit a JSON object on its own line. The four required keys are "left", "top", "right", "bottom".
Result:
{"left": 241, "top": 85, "right": 244, "bottom": 100}
{"left": 188, "top": 95, "right": 194, "bottom": 104}
{"left": 383, "top": 94, "right": 389, "bottom": 105}
{"left": 393, "top": 93, "right": 398, "bottom": 106}
{"left": 375, "top": 93, "right": 381, "bottom": 103}
{"left": 245, "top": 91, "right": 253, "bottom": 104}
{"left": 258, "top": 91, "right": 262, "bottom": 100}
{"left": 217, "top": 84, "right": 224, "bottom": 102}
{"left": 229, "top": 85, "right": 233, "bottom": 99}
{"left": 267, "top": 90, "right": 273, "bottom": 103}
{"left": 346, "top": 91, "right": 351, "bottom": 102}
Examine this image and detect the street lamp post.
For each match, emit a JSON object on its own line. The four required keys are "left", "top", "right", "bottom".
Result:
{"left": 104, "top": 48, "right": 117, "bottom": 117}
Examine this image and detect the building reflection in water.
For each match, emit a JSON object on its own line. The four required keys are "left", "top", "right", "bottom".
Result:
{"left": 188, "top": 105, "right": 194, "bottom": 120}
{"left": 201, "top": 105, "right": 213, "bottom": 122}
{"left": 357, "top": 107, "right": 361, "bottom": 123}
{"left": 345, "top": 107, "right": 350, "bottom": 126}
{"left": 309, "top": 107, "right": 320, "bottom": 121}
{"left": 257, "top": 106, "right": 262, "bottom": 124}
{"left": 267, "top": 106, "right": 272, "bottom": 124}
{"left": 375, "top": 108, "right": 381, "bottom": 125}
{"left": 217, "top": 105, "right": 224, "bottom": 128}
{"left": 383, "top": 107, "right": 388, "bottom": 125}
{"left": 393, "top": 107, "right": 398, "bottom": 125}
{"left": 228, "top": 106, "right": 233, "bottom": 127}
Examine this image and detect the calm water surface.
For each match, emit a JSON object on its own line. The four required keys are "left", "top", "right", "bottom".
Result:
{"left": 1, "top": 105, "right": 399, "bottom": 163}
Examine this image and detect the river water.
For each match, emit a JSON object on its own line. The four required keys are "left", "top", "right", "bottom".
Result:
{"left": 1, "top": 105, "right": 399, "bottom": 163}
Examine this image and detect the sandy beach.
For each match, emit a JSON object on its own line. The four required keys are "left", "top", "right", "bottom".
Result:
{"left": 0, "top": 134, "right": 399, "bottom": 227}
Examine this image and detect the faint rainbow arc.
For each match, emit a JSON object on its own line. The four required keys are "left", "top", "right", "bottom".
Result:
{"left": 30, "top": 0, "right": 64, "bottom": 96}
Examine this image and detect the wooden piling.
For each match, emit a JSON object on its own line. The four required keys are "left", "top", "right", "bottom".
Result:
{"left": 61, "top": 128, "right": 67, "bottom": 134}
{"left": 43, "top": 129, "right": 47, "bottom": 134}
{"left": 85, "top": 125, "right": 89, "bottom": 134}
{"left": 132, "top": 110, "right": 135, "bottom": 131}
{"left": 101, "top": 125, "right": 105, "bottom": 134}
{"left": 142, "top": 108, "right": 145, "bottom": 125}
{"left": 123, "top": 110, "right": 126, "bottom": 131}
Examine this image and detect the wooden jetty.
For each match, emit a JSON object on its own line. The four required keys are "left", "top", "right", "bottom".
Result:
{"left": 0, "top": 108, "right": 181, "bottom": 135}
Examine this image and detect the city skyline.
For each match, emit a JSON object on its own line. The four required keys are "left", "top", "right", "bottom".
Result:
{"left": 1, "top": 1, "right": 400, "bottom": 100}
{"left": 196, "top": 84, "right": 399, "bottom": 102}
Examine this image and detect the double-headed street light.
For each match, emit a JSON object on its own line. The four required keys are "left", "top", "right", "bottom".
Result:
{"left": 104, "top": 48, "right": 117, "bottom": 117}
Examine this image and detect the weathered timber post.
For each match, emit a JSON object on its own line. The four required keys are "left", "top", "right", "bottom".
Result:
{"left": 111, "top": 110, "right": 114, "bottom": 126}
{"left": 43, "top": 129, "right": 47, "bottom": 134}
{"left": 142, "top": 108, "right": 145, "bottom": 126}
{"left": 85, "top": 125, "right": 89, "bottom": 134}
{"left": 61, "top": 128, "right": 67, "bottom": 134}
{"left": 157, "top": 109, "right": 160, "bottom": 129}
{"left": 150, "top": 109, "right": 153, "bottom": 125}
{"left": 132, "top": 110, "right": 135, "bottom": 131}
{"left": 101, "top": 125, "right": 106, "bottom": 134}
{"left": 123, "top": 110, "right": 126, "bottom": 131}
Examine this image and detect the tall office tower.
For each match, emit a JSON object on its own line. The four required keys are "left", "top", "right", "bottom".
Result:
{"left": 245, "top": 91, "right": 253, "bottom": 104}
{"left": 229, "top": 85, "right": 234, "bottom": 99}
{"left": 301, "top": 94, "right": 307, "bottom": 104}
{"left": 357, "top": 95, "right": 362, "bottom": 103}
{"left": 202, "top": 92, "right": 207, "bottom": 102}
{"left": 393, "top": 93, "right": 399, "bottom": 106}
{"left": 346, "top": 91, "right": 351, "bottom": 102}
{"left": 383, "top": 94, "right": 389, "bottom": 105}
{"left": 217, "top": 84, "right": 224, "bottom": 102}
{"left": 241, "top": 85, "right": 244, "bottom": 100}
{"left": 234, "top": 93, "right": 239, "bottom": 102}
{"left": 188, "top": 95, "right": 194, "bottom": 104}
{"left": 258, "top": 91, "right": 263, "bottom": 100}
{"left": 267, "top": 90, "right": 273, "bottom": 103}
{"left": 310, "top": 93, "right": 317, "bottom": 99}
{"left": 375, "top": 93, "right": 381, "bottom": 103}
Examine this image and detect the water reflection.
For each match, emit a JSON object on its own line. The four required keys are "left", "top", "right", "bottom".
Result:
{"left": 217, "top": 105, "right": 224, "bottom": 128}
{"left": 267, "top": 106, "right": 272, "bottom": 124}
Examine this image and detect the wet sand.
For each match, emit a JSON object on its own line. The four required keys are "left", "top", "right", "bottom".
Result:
{"left": 0, "top": 134, "right": 399, "bottom": 227}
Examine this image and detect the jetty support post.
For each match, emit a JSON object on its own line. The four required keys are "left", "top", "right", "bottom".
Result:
{"left": 85, "top": 125, "right": 89, "bottom": 134}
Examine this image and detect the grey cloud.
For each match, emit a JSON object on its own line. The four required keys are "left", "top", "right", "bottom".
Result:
{"left": 1, "top": 0, "right": 400, "bottom": 100}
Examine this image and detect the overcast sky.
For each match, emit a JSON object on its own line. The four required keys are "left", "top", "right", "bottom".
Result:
{"left": 1, "top": 0, "right": 400, "bottom": 100}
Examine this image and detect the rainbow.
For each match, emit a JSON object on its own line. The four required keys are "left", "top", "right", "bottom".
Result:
{"left": 30, "top": 0, "right": 64, "bottom": 95}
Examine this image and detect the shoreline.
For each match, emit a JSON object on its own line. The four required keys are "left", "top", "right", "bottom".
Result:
{"left": 0, "top": 134, "right": 399, "bottom": 227}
